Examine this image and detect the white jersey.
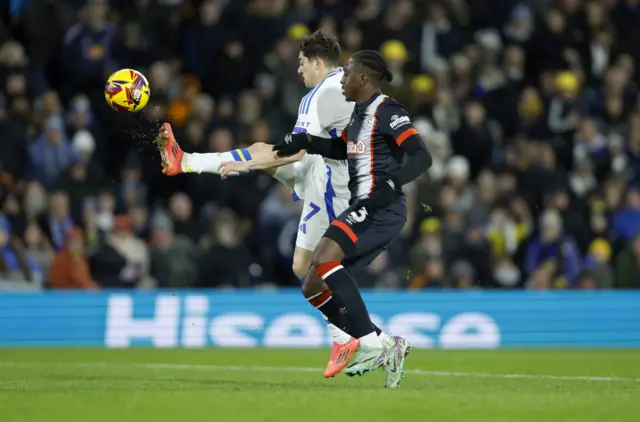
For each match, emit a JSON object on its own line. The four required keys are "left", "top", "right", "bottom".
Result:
{"left": 273, "top": 68, "right": 354, "bottom": 251}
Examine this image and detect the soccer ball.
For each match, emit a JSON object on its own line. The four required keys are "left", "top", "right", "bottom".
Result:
{"left": 104, "top": 69, "right": 150, "bottom": 112}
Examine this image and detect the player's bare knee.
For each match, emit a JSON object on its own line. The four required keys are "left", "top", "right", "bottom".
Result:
{"left": 300, "top": 278, "right": 314, "bottom": 297}
{"left": 292, "top": 261, "right": 309, "bottom": 280}
{"left": 301, "top": 273, "right": 323, "bottom": 297}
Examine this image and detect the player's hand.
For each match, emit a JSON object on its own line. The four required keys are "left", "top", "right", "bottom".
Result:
{"left": 218, "top": 161, "right": 249, "bottom": 179}
{"left": 273, "top": 133, "right": 309, "bottom": 157}
{"left": 360, "top": 176, "right": 399, "bottom": 212}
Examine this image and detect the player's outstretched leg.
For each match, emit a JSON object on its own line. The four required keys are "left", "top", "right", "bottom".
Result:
{"left": 383, "top": 335, "right": 413, "bottom": 389}
{"left": 154, "top": 122, "right": 184, "bottom": 176}
{"left": 154, "top": 122, "right": 256, "bottom": 176}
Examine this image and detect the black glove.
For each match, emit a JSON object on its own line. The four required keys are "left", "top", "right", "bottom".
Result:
{"left": 273, "top": 133, "right": 310, "bottom": 157}
{"left": 360, "top": 175, "right": 400, "bottom": 212}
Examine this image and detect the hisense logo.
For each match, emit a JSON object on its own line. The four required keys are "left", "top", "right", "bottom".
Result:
{"left": 104, "top": 295, "right": 501, "bottom": 349}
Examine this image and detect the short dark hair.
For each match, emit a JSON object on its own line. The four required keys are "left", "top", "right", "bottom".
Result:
{"left": 352, "top": 50, "right": 393, "bottom": 84}
{"left": 299, "top": 29, "right": 341, "bottom": 66}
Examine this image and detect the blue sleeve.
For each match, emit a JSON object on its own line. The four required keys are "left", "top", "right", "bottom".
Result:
{"left": 524, "top": 240, "right": 540, "bottom": 275}
{"left": 562, "top": 239, "right": 582, "bottom": 283}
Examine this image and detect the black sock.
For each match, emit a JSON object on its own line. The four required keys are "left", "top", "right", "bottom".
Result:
{"left": 316, "top": 261, "right": 375, "bottom": 338}
{"left": 307, "top": 290, "right": 353, "bottom": 336}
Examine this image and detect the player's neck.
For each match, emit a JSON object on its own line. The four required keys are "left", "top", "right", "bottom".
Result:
{"left": 354, "top": 89, "right": 379, "bottom": 105}
{"left": 315, "top": 66, "right": 338, "bottom": 84}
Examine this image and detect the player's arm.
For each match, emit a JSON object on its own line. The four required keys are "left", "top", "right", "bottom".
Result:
{"left": 381, "top": 104, "right": 433, "bottom": 186}
{"left": 219, "top": 146, "right": 305, "bottom": 178}
{"left": 273, "top": 132, "right": 348, "bottom": 160}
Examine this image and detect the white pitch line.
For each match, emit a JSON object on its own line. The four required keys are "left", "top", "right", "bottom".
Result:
{"left": 0, "top": 361, "right": 638, "bottom": 383}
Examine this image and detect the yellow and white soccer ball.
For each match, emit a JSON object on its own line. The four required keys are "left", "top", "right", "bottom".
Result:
{"left": 104, "top": 68, "right": 150, "bottom": 112}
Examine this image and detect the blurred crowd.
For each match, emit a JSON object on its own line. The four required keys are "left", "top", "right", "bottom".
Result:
{"left": 1, "top": 0, "right": 640, "bottom": 290}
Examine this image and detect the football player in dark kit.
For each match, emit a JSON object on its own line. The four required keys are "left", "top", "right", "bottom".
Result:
{"left": 273, "top": 50, "right": 433, "bottom": 388}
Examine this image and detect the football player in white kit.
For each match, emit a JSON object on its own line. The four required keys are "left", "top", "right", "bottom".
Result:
{"left": 155, "top": 30, "right": 394, "bottom": 378}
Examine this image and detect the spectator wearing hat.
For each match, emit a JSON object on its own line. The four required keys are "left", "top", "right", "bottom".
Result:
{"left": 379, "top": 40, "right": 408, "bottom": 88}
{"left": 547, "top": 71, "right": 582, "bottom": 168}
{"left": 48, "top": 226, "right": 99, "bottom": 290}
{"left": 581, "top": 238, "right": 614, "bottom": 289}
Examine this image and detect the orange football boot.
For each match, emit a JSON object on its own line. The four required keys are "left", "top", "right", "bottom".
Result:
{"left": 155, "top": 122, "right": 184, "bottom": 176}
{"left": 324, "top": 337, "right": 360, "bottom": 378}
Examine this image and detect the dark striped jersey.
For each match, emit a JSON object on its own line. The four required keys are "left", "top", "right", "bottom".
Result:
{"left": 340, "top": 93, "right": 419, "bottom": 200}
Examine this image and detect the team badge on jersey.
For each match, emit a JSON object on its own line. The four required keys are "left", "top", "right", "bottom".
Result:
{"left": 362, "top": 116, "right": 375, "bottom": 132}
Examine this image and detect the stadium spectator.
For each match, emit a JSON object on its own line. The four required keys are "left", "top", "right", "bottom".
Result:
{"left": 198, "top": 209, "right": 254, "bottom": 288}
{"left": 524, "top": 210, "right": 582, "bottom": 288}
{"left": 612, "top": 186, "right": 640, "bottom": 243}
{"left": 107, "top": 215, "right": 151, "bottom": 288}
{"left": 28, "top": 116, "right": 77, "bottom": 190}
{"left": 60, "top": 0, "right": 122, "bottom": 96}
{"left": 614, "top": 232, "right": 640, "bottom": 289}
{"left": 48, "top": 226, "right": 99, "bottom": 289}
{"left": 23, "top": 222, "right": 54, "bottom": 286}
{"left": 38, "top": 191, "right": 74, "bottom": 251}
{"left": 149, "top": 212, "right": 200, "bottom": 288}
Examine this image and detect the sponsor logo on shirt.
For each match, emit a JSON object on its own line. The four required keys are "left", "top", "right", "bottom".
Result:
{"left": 346, "top": 140, "right": 367, "bottom": 155}
{"left": 390, "top": 115, "right": 411, "bottom": 129}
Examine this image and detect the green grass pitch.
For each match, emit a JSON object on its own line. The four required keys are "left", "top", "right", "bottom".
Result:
{"left": 0, "top": 348, "right": 638, "bottom": 421}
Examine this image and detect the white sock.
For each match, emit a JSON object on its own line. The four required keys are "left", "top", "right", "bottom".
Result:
{"left": 182, "top": 151, "right": 245, "bottom": 175}
{"left": 378, "top": 331, "right": 394, "bottom": 347}
{"left": 325, "top": 317, "right": 351, "bottom": 344}
{"left": 359, "top": 332, "right": 383, "bottom": 349}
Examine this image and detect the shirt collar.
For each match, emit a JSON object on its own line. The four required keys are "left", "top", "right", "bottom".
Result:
{"left": 355, "top": 92, "right": 382, "bottom": 113}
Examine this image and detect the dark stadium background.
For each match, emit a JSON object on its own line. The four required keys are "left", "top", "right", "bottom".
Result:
{"left": 1, "top": 0, "right": 640, "bottom": 291}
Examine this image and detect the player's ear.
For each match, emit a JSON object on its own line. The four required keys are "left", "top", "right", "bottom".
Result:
{"left": 359, "top": 73, "right": 368, "bottom": 88}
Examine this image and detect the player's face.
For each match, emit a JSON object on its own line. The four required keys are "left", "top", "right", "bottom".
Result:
{"left": 340, "top": 59, "right": 360, "bottom": 102}
{"left": 298, "top": 52, "right": 320, "bottom": 88}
